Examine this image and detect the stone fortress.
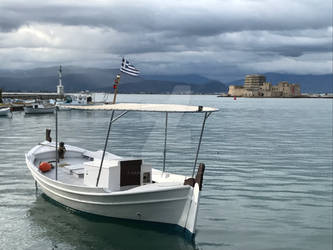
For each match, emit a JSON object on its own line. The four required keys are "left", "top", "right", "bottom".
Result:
{"left": 228, "top": 74, "right": 301, "bottom": 97}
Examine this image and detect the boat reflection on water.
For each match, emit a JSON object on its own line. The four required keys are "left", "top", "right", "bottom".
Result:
{"left": 28, "top": 194, "right": 197, "bottom": 250}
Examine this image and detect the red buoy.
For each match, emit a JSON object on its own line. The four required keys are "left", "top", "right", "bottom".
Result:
{"left": 233, "top": 96, "right": 237, "bottom": 100}
{"left": 39, "top": 162, "right": 52, "bottom": 172}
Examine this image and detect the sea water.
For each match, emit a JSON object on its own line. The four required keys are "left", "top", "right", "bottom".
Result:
{"left": 0, "top": 95, "right": 332, "bottom": 250}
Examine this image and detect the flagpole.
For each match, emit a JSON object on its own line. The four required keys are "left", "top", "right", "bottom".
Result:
{"left": 113, "top": 57, "right": 139, "bottom": 104}
{"left": 112, "top": 74, "right": 121, "bottom": 104}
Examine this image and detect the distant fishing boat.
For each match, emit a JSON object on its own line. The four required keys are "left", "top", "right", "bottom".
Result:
{"left": 55, "top": 65, "right": 95, "bottom": 110}
{"left": 0, "top": 107, "right": 10, "bottom": 116}
{"left": 56, "top": 93, "right": 94, "bottom": 111}
{"left": 24, "top": 103, "right": 55, "bottom": 114}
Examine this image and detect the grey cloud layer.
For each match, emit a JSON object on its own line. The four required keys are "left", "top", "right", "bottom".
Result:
{"left": 0, "top": 0, "right": 331, "bottom": 79}
{"left": 1, "top": 1, "right": 331, "bottom": 33}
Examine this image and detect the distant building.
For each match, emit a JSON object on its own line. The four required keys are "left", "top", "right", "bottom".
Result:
{"left": 244, "top": 74, "right": 266, "bottom": 91}
{"left": 57, "top": 65, "right": 64, "bottom": 95}
{"left": 228, "top": 74, "right": 301, "bottom": 97}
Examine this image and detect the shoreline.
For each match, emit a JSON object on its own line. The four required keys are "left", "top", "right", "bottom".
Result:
{"left": 217, "top": 95, "right": 333, "bottom": 99}
{"left": 1, "top": 92, "right": 332, "bottom": 102}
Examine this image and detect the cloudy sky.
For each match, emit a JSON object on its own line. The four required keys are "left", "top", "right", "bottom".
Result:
{"left": 0, "top": 0, "right": 332, "bottom": 81}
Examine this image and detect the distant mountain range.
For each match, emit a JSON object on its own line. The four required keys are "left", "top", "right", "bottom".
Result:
{"left": 0, "top": 67, "right": 226, "bottom": 94}
{"left": 143, "top": 74, "right": 213, "bottom": 84}
{"left": 0, "top": 67, "right": 331, "bottom": 94}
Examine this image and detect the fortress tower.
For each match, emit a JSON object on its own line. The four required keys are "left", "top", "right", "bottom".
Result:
{"left": 244, "top": 74, "right": 266, "bottom": 91}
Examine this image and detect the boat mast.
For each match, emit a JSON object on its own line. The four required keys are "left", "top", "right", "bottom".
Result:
{"left": 112, "top": 74, "right": 121, "bottom": 104}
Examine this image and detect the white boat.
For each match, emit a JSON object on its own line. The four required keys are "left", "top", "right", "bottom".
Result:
{"left": 0, "top": 107, "right": 10, "bottom": 116}
{"left": 24, "top": 103, "right": 55, "bottom": 114}
{"left": 56, "top": 93, "right": 94, "bottom": 110}
{"left": 25, "top": 103, "right": 218, "bottom": 236}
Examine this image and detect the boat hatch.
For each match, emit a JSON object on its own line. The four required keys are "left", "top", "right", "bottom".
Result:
{"left": 83, "top": 158, "right": 152, "bottom": 191}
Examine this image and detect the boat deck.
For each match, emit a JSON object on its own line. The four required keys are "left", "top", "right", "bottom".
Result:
{"left": 37, "top": 156, "right": 89, "bottom": 186}
{"left": 29, "top": 143, "right": 189, "bottom": 191}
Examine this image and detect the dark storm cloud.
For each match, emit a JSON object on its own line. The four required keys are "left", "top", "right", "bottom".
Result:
{"left": 0, "top": 1, "right": 331, "bottom": 35}
{"left": 274, "top": 43, "right": 332, "bottom": 57}
{"left": 0, "top": 0, "right": 331, "bottom": 78}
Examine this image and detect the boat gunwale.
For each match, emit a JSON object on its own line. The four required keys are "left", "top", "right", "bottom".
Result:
{"left": 35, "top": 175, "right": 189, "bottom": 206}
{"left": 67, "top": 102, "right": 219, "bottom": 113}
{"left": 26, "top": 154, "right": 192, "bottom": 197}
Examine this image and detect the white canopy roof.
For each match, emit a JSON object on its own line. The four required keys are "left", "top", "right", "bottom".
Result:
{"left": 66, "top": 103, "right": 218, "bottom": 113}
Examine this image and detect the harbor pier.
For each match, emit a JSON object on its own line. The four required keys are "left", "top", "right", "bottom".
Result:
{"left": 0, "top": 92, "right": 64, "bottom": 111}
{"left": 2, "top": 92, "right": 63, "bottom": 100}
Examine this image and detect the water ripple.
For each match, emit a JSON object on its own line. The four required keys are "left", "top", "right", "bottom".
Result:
{"left": 0, "top": 95, "right": 332, "bottom": 250}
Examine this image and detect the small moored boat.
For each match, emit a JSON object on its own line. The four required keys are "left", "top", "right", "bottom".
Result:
{"left": 0, "top": 107, "right": 10, "bottom": 116}
{"left": 56, "top": 94, "right": 94, "bottom": 111}
{"left": 24, "top": 103, "right": 55, "bottom": 114}
{"left": 25, "top": 103, "right": 218, "bottom": 237}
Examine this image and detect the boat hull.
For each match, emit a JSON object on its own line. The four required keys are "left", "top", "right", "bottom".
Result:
{"left": 24, "top": 107, "right": 54, "bottom": 114}
{"left": 0, "top": 107, "right": 10, "bottom": 116}
{"left": 26, "top": 156, "right": 200, "bottom": 235}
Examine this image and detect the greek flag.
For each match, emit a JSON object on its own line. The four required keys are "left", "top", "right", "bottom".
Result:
{"left": 120, "top": 58, "right": 140, "bottom": 76}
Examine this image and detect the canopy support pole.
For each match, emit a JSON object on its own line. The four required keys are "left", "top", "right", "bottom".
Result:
{"left": 55, "top": 106, "right": 58, "bottom": 181}
{"left": 192, "top": 112, "right": 209, "bottom": 177}
{"left": 162, "top": 112, "right": 168, "bottom": 174}
{"left": 96, "top": 110, "right": 128, "bottom": 187}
